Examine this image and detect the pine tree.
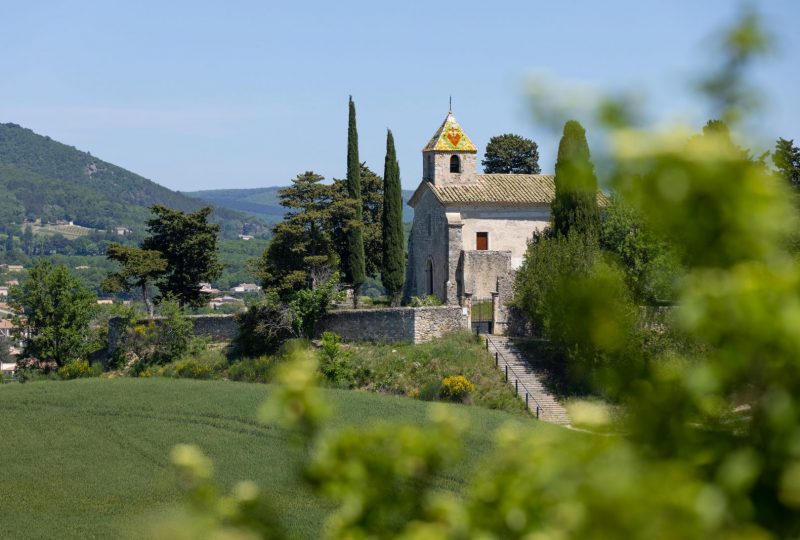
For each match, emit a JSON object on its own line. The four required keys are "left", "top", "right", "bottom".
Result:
{"left": 344, "top": 96, "right": 366, "bottom": 307}
{"left": 381, "top": 129, "right": 405, "bottom": 306}
{"left": 551, "top": 120, "right": 599, "bottom": 237}
{"left": 254, "top": 171, "right": 337, "bottom": 297}
{"left": 774, "top": 137, "right": 800, "bottom": 189}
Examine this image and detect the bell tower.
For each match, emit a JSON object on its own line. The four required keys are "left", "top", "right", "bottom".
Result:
{"left": 422, "top": 111, "right": 477, "bottom": 186}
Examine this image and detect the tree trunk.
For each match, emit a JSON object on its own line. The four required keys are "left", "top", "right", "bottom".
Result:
{"left": 142, "top": 284, "right": 154, "bottom": 319}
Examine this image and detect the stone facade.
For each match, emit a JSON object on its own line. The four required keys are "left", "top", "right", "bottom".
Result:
{"left": 404, "top": 188, "right": 451, "bottom": 301}
{"left": 423, "top": 152, "right": 478, "bottom": 186}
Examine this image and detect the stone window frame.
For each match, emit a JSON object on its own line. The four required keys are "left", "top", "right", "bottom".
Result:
{"left": 450, "top": 154, "right": 461, "bottom": 173}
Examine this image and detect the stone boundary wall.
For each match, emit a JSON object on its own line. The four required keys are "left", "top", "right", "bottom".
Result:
{"left": 109, "top": 306, "right": 468, "bottom": 351}
{"left": 316, "top": 305, "right": 467, "bottom": 344}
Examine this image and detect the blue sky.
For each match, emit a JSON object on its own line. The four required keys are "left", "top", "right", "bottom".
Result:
{"left": 1, "top": 1, "right": 798, "bottom": 191}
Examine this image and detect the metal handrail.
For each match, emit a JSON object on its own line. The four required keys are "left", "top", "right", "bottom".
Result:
{"left": 485, "top": 336, "right": 547, "bottom": 419}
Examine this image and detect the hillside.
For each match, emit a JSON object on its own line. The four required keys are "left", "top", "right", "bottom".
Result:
{"left": 0, "top": 123, "right": 267, "bottom": 239}
{"left": 0, "top": 378, "right": 557, "bottom": 539}
{"left": 187, "top": 186, "right": 418, "bottom": 224}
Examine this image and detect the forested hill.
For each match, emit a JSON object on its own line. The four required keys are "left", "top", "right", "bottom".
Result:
{"left": 187, "top": 187, "right": 417, "bottom": 223}
{"left": 0, "top": 123, "right": 266, "bottom": 239}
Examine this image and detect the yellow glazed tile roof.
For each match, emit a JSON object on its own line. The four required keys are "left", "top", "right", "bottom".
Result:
{"left": 422, "top": 112, "right": 477, "bottom": 152}
{"left": 408, "top": 174, "right": 610, "bottom": 207}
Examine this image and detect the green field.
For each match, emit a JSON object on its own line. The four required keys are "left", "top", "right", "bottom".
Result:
{"left": 0, "top": 378, "right": 560, "bottom": 539}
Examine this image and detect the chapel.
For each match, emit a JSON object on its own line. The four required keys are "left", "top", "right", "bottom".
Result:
{"left": 404, "top": 111, "right": 557, "bottom": 333}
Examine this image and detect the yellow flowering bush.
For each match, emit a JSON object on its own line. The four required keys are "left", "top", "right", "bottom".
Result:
{"left": 439, "top": 375, "right": 476, "bottom": 401}
{"left": 57, "top": 360, "right": 92, "bottom": 380}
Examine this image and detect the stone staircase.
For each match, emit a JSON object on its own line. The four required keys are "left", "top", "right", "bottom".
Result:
{"left": 485, "top": 335, "right": 571, "bottom": 425}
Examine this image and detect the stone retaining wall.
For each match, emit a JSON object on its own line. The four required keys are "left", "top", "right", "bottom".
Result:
{"left": 109, "top": 306, "right": 468, "bottom": 352}
{"left": 316, "top": 305, "right": 467, "bottom": 344}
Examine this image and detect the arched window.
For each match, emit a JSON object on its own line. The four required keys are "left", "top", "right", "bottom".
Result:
{"left": 450, "top": 154, "right": 460, "bottom": 173}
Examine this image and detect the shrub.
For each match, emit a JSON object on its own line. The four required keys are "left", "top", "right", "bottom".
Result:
{"left": 234, "top": 292, "right": 294, "bottom": 357}
{"left": 439, "top": 375, "right": 476, "bottom": 402}
{"left": 317, "top": 331, "right": 369, "bottom": 387}
{"left": 162, "top": 350, "right": 228, "bottom": 380}
{"left": 418, "top": 380, "right": 442, "bottom": 401}
{"left": 226, "top": 355, "right": 276, "bottom": 383}
{"left": 409, "top": 295, "right": 442, "bottom": 307}
{"left": 57, "top": 360, "right": 93, "bottom": 380}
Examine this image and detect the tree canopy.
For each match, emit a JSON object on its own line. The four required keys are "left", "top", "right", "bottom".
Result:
{"left": 774, "top": 137, "right": 800, "bottom": 188}
{"left": 343, "top": 96, "right": 366, "bottom": 305}
{"left": 10, "top": 261, "right": 96, "bottom": 366}
{"left": 381, "top": 130, "right": 405, "bottom": 306}
{"left": 551, "top": 120, "right": 599, "bottom": 237}
{"left": 254, "top": 172, "right": 338, "bottom": 297}
{"left": 482, "top": 133, "right": 541, "bottom": 174}
{"left": 141, "top": 205, "right": 222, "bottom": 307}
{"left": 102, "top": 243, "right": 167, "bottom": 317}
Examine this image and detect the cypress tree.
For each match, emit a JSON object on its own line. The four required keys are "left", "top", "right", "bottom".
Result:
{"left": 381, "top": 129, "right": 405, "bottom": 306}
{"left": 551, "top": 120, "right": 599, "bottom": 237}
{"left": 345, "top": 96, "right": 366, "bottom": 306}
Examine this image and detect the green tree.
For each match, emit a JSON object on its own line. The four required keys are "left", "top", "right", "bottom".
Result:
{"left": 381, "top": 130, "right": 405, "bottom": 306}
{"left": 551, "top": 120, "right": 599, "bottom": 237}
{"left": 21, "top": 225, "right": 33, "bottom": 256}
{"left": 254, "top": 172, "right": 337, "bottom": 297}
{"left": 344, "top": 96, "right": 366, "bottom": 306}
{"left": 481, "top": 133, "right": 541, "bottom": 174}
{"left": 0, "top": 335, "right": 12, "bottom": 364}
{"left": 774, "top": 137, "right": 800, "bottom": 188}
{"left": 4, "top": 232, "right": 13, "bottom": 258}
{"left": 102, "top": 243, "right": 167, "bottom": 318}
{"left": 141, "top": 205, "right": 222, "bottom": 307}
{"left": 9, "top": 261, "right": 96, "bottom": 366}
{"left": 331, "top": 163, "right": 383, "bottom": 280}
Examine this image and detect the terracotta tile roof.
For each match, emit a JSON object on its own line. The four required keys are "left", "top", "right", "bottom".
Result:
{"left": 409, "top": 174, "right": 610, "bottom": 208}
{"left": 422, "top": 112, "right": 477, "bottom": 152}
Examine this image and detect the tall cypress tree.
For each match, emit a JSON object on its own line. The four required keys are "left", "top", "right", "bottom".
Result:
{"left": 381, "top": 129, "right": 405, "bottom": 306}
{"left": 345, "top": 96, "right": 366, "bottom": 306}
{"left": 551, "top": 120, "right": 599, "bottom": 237}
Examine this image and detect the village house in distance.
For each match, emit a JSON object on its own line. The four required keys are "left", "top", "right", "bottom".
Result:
{"left": 404, "top": 111, "right": 558, "bottom": 333}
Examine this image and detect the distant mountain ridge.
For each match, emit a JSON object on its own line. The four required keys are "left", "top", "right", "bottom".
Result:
{"left": 0, "top": 122, "right": 266, "bottom": 238}
{"left": 187, "top": 187, "right": 417, "bottom": 223}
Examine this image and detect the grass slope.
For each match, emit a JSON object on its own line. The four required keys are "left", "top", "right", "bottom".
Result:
{"left": 0, "top": 378, "right": 562, "bottom": 539}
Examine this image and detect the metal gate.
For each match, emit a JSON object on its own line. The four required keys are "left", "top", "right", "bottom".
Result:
{"left": 471, "top": 298, "right": 493, "bottom": 334}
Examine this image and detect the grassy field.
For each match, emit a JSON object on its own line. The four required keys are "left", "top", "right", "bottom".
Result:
{"left": 0, "top": 378, "right": 565, "bottom": 539}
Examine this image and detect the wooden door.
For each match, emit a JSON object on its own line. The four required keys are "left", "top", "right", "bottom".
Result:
{"left": 476, "top": 232, "right": 488, "bottom": 250}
